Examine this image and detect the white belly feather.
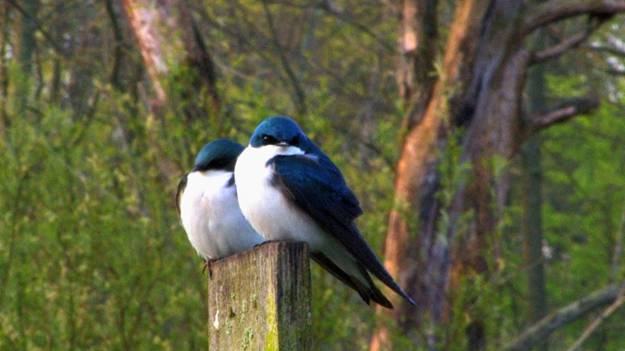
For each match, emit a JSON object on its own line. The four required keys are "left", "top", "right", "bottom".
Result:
{"left": 234, "top": 145, "right": 365, "bottom": 284}
{"left": 179, "top": 170, "right": 263, "bottom": 260}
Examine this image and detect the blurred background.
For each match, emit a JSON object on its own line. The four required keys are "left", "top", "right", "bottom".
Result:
{"left": 1, "top": 0, "right": 625, "bottom": 350}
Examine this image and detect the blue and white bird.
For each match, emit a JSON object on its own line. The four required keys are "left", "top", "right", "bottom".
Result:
{"left": 234, "top": 116, "right": 415, "bottom": 308}
{"left": 177, "top": 139, "right": 264, "bottom": 262}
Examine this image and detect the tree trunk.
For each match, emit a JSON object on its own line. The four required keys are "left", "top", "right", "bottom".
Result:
{"left": 105, "top": 0, "right": 127, "bottom": 91}
{"left": 521, "top": 31, "right": 548, "bottom": 351}
{"left": 67, "top": 5, "right": 96, "bottom": 119}
{"left": 0, "top": 1, "right": 11, "bottom": 134}
{"left": 521, "top": 136, "right": 548, "bottom": 349}
{"left": 396, "top": 0, "right": 438, "bottom": 129}
{"left": 15, "top": 0, "right": 39, "bottom": 114}
{"left": 371, "top": 1, "right": 492, "bottom": 349}
{"left": 122, "top": 0, "right": 219, "bottom": 119}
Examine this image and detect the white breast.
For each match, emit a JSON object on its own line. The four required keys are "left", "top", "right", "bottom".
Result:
{"left": 234, "top": 145, "right": 368, "bottom": 286}
{"left": 179, "top": 170, "right": 263, "bottom": 260}
{"left": 235, "top": 145, "right": 328, "bottom": 249}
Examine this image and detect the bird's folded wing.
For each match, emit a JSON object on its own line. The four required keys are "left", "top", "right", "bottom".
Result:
{"left": 267, "top": 154, "right": 408, "bottom": 298}
{"left": 268, "top": 154, "right": 362, "bottom": 228}
{"left": 268, "top": 155, "right": 395, "bottom": 285}
{"left": 176, "top": 173, "right": 188, "bottom": 216}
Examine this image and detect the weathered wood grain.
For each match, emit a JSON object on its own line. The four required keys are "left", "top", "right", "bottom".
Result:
{"left": 208, "top": 241, "right": 311, "bottom": 351}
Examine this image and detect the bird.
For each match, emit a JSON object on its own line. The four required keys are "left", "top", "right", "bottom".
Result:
{"left": 177, "top": 139, "right": 264, "bottom": 263}
{"left": 234, "top": 116, "right": 415, "bottom": 308}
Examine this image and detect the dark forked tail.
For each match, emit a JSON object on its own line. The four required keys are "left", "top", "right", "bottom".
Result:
{"left": 345, "top": 225, "right": 417, "bottom": 306}
{"left": 312, "top": 252, "right": 393, "bottom": 308}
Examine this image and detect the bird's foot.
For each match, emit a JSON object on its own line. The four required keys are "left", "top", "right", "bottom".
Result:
{"left": 253, "top": 240, "right": 284, "bottom": 249}
{"left": 203, "top": 258, "right": 218, "bottom": 278}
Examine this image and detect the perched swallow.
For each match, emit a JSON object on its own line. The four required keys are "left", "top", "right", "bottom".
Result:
{"left": 234, "top": 116, "right": 415, "bottom": 308}
{"left": 177, "top": 139, "right": 264, "bottom": 262}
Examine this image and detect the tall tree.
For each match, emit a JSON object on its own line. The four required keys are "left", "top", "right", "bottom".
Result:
{"left": 373, "top": 1, "right": 622, "bottom": 349}
{"left": 521, "top": 30, "right": 548, "bottom": 351}
{"left": 371, "top": 0, "right": 439, "bottom": 348}
{"left": 14, "top": 0, "right": 40, "bottom": 113}
{"left": 122, "top": 0, "right": 219, "bottom": 119}
{"left": 0, "top": 1, "right": 10, "bottom": 133}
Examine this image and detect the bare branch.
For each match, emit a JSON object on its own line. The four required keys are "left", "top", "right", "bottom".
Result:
{"left": 530, "top": 19, "right": 604, "bottom": 65}
{"left": 5, "top": 0, "right": 68, "bottom": 58}
{"left": 530, "top": 32, "right": 589, "bottom": 64}
{"left": 589, "top": 44, "right": 625, "bottom": 58}
{"left": 565, "top": 284, "right": 625, "bottom": 351}
{"left": 318, "top": 0, "right": 395, "bottom": 52}
{"left": 504, "top": 284, "right": 622, "bottom": 351}
{"left": 528, "top": 96, "right": 599, "bottom": 133}
{"left": 521, "top": 0, "right": 625, "bottom": 37}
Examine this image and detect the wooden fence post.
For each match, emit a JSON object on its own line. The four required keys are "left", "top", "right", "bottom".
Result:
{"left": 208, "top": 241, "right": 312, "bottom": 350}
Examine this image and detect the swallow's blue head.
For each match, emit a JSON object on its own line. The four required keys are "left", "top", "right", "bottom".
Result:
{"left": 193, "top": 139, "right": 244, "bottom": 172}
{"left": 249, "top": 116, "right": 306, "bottom": 149}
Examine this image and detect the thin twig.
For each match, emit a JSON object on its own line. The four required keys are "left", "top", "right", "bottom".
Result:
{"left": 317, "top": 0, "right": 395, "bottom": 52}
{"left": 261, "top": 0, "right": 308, "bottom": 114}
{"left": 5, "top": 0, "right": 68, "bottom": 58}
{"left": 588, "top": 44, "right": 625, "bottom": 59}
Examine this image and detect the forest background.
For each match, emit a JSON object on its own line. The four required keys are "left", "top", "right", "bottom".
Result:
{"left": 1, "top": 0, "right": 625, "bottom": 350}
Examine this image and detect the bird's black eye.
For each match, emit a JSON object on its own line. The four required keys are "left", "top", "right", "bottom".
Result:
{"left": 290, "top": 135, "right": 299, "bottom": 146}
{"left": 261, "top": 134, "right": 278, "bottom": 145}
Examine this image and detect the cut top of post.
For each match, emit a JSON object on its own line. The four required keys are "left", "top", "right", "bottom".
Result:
{"left": 208, "top": 241, "right": 311, "bottom": 351}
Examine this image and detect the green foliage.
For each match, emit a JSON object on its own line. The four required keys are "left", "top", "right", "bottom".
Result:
{"left": 497, "top": 92, "right": 625, "bottom": 350}
{"left": 540, "top": 101, "right": 625, "bottom": 350}
{"left": 1, "top": 85, "right": 205, "bottom": 350}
